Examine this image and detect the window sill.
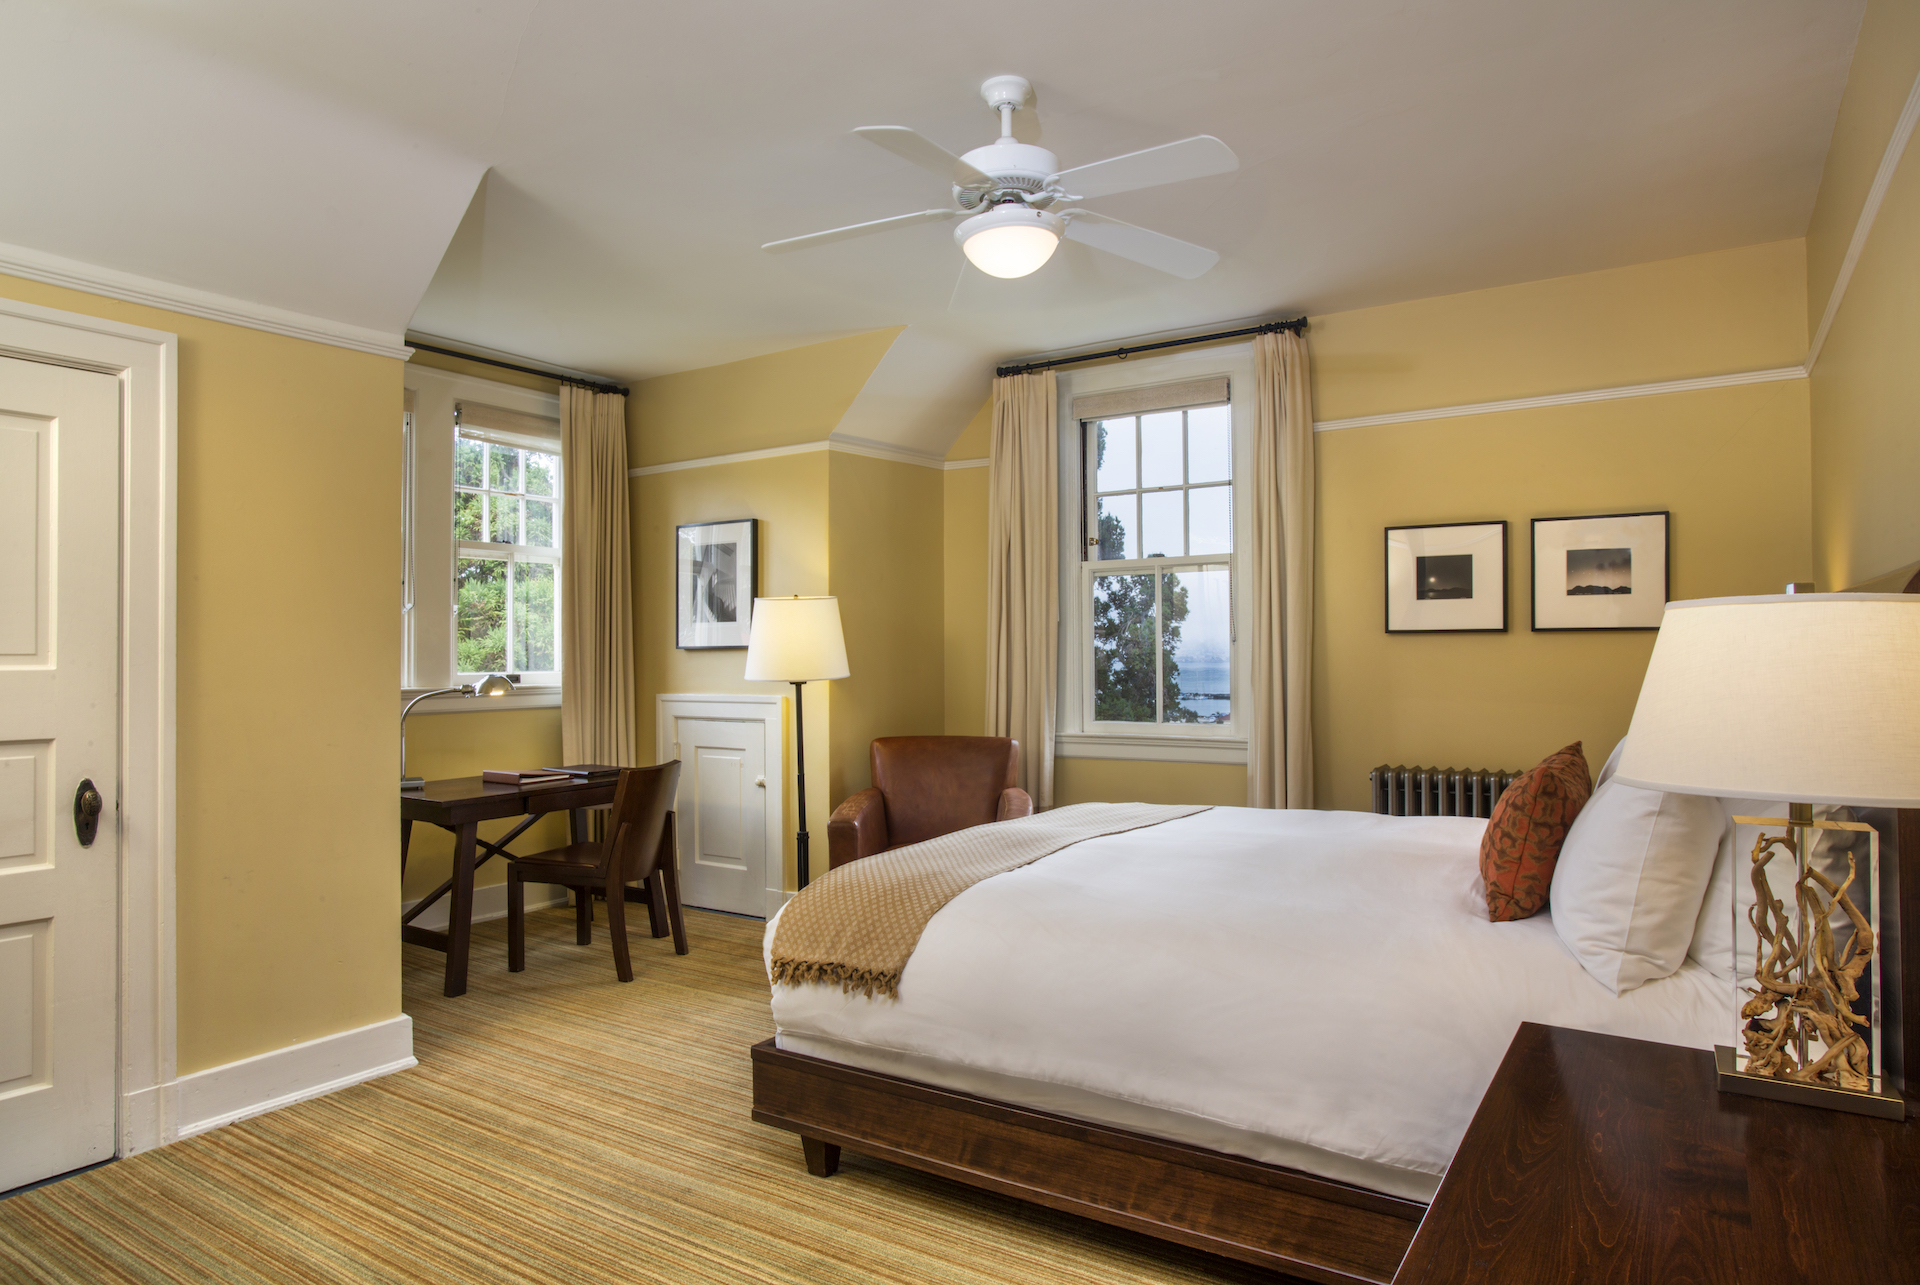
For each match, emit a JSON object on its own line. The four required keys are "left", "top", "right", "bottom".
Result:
{"left": 1054, "top": 732, "right": 1247, "bottom": 766}
{"left": 400, "top": 686, "right": 562, "bottom": 713}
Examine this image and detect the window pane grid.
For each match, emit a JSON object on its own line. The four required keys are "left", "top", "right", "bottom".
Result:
{"left": 455, "top": 438, "right": 561, "bottom": 675}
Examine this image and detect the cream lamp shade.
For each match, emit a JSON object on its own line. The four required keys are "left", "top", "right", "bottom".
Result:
{"left": 1612, "top": 594, "right": 1920, "bottom": 807}
{"left": 743, "top": 596, "right": 850, "bottom": 682}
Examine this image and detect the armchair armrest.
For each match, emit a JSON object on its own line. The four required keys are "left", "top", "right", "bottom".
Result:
{"left": 996, "top": 787, "right": 1034, "bottom": 822}
{"left": 828, "top": 788, "right": 889, "bottom": 869}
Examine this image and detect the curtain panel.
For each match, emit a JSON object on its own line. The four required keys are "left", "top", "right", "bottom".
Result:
{"left": 985, "top": 370, "right": 1059, "bottom": 809}
{"left": 559, "top": 384, "right": 637, "bottom": 769}
{"left": 1248, "top": 330, "right": 1315, "bottom": 808}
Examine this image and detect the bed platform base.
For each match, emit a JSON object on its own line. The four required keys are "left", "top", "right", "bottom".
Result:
{"left": 750, "top": 1040, "right": 1425, "bottom": 1284}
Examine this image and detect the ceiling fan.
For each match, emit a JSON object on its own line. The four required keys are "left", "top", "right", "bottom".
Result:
{"left": 762, "top": 75, "right": 1238, "bottom": 280}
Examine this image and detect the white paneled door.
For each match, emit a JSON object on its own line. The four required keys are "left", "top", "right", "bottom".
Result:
{"left": 671, "top": 718, "right": 767, "bottom": 917}
{"left": 0, "top": 355, "right": 121, "bottom": 1191}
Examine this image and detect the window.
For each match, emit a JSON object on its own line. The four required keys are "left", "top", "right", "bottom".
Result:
{"left": 453, "top": 424, "right": 560, "bottom": 679}
{"left": 1056, "top": 350, "right": 1251, "bottom": 763}
{"left": 401, "top": 367, "right": 563, "bottom": 700}
{"left": 1085, "top": 405, "right": 1233, "bottom": 726}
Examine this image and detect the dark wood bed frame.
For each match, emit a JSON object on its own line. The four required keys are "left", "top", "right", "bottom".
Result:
{"left": 753, "top": 804, "right": 1920, "bottom": 1279}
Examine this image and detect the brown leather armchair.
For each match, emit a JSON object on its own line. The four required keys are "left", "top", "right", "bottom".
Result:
{"left": 827, "top": 736, "right": 1034, "bottom": 868}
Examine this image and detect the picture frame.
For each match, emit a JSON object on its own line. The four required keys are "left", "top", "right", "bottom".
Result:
{"left": 1531, "top": 511, "right": 1669, "bottom": 631}
{"left": 676, "top": 518, "right": 758, "bottom": 649}
{"left": 1384, "top": 521, "right": 1508, "bottom": 633}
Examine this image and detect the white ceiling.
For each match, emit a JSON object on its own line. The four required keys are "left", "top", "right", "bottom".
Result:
{"left": 5, "top": 1, "right": 1864, "bottom": 455}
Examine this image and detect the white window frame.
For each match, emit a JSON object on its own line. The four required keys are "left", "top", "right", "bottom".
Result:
{"left": 1055, "top": 344, "right": 1253, "bottom": 765}
{"left": 402, "top": 365, "right": 562, "bottom": 711}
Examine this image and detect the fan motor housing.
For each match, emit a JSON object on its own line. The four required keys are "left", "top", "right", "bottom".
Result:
{"left": 960, "top": 139, "right": 1058, "bottom": 190}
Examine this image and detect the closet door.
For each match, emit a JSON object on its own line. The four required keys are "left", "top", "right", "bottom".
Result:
{"left": 670, "top": 718, "right": 768, "bottom": 917}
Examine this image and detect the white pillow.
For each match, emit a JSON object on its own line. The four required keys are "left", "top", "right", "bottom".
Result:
{"left": 1595, "top": 736, "right": 1627, "bottom": 788}
{"left": 1550, "top": 780, "right": 1726, "bottom": 995}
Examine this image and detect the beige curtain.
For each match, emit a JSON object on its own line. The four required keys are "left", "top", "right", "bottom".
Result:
{"left": 559, "top": 384, "right": 637, "bottom": 768}
{"left": 985, "top": 370, "right": 1058, "bottom": 809}
{"left": 1248, "top": 330, "right": 1315, "bottom": 808}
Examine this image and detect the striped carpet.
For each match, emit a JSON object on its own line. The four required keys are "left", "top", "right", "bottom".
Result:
{"left": 0, "top": 907, "right": 1284, "bottom": 1284}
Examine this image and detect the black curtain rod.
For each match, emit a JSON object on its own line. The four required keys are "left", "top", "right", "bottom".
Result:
{"left": 996, "top": 316, "right": 1307, "bottom": 379}
{"left": 407, "top": 339, "right": 630, "bottom": 397}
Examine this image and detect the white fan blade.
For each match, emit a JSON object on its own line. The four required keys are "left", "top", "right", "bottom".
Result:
{"left": 762, "top": 208, "right": 962, "bottom": 253}
{"left": 855, "top": 126, "right": 994, "bottom": 187}
{"left": 1051, "top": 136, "right": 1238, "bottom": 199}
{"left": 1064, "top": 212, "right": 1219, "bottom": 279}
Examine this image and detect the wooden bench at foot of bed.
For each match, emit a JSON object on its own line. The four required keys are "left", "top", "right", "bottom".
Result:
{"left": 750, "top": 1039, "right": 1426, "bottom": 1284}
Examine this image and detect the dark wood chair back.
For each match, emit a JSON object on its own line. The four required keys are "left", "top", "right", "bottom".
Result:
{"left": 601, "top": 761, "right": 681, "bottom": 884}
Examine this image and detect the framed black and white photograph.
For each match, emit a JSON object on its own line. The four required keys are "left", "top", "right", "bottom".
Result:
{"left": 1384, "top": 521, "right": 1508, "bottom": 633}
{"left": 676, "top": 518, "right": 758, "bottom": 649}
{"left": 1531, "top": 511, "right": 1669, "bottom": 631}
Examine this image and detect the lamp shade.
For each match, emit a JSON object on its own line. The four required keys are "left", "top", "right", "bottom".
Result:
{"left": 955, "top": 206, "right": 1063, "bottom": 278}
{"left": 743, "top": 596, "right": 850, "bottom": 682}
{"left": 1613, "top": 594, "right": 1920, "bottom": 807}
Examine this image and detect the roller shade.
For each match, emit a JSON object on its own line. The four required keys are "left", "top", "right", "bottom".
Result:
{"left": 456, "top": 400, "right": 561, "bottom": 453}
{"left": 1072, "top": 375, "right": 1229, "bottom": 422}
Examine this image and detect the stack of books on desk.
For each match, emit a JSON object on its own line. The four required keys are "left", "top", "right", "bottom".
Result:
{"left": 540, "top": 764, "right": 625, "bottom": 781}
{"left": 480, "top": 769, "right": 573, "bottom": 785}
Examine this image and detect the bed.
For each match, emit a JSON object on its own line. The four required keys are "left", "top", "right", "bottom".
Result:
{"left": 752, "top": 804, "right": 1744, "bottom": 1281}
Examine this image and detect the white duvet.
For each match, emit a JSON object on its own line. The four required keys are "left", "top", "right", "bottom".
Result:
{"left": 767, "top": 806, "right": 1731, "bottom": 1202}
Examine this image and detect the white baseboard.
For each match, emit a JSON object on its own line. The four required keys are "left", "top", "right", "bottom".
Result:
{"left": 174, "top": 1014, "right": 417, "bottom": 1140}
{"left": 402, "top": 880, "right": 570, "bottom": 932}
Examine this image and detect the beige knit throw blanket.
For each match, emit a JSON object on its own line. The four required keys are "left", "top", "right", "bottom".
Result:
{"left": 769, "top": 802, "right": 1211, "bottom": 999}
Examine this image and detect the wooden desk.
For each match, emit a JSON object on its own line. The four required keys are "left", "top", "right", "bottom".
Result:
{"left": 401, "top": 775, "right": 617, "bottom": 996}
{"left": 1393, "top": 1022, "right": 1920, "bottom": 1284}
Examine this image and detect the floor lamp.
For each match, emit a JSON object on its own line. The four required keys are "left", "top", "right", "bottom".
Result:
{"left": 744, "top": 596, "right": 849, "bottom": 889}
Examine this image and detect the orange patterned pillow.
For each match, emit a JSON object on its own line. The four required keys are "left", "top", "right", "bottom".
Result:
{"left": 1481, "top": 743, "right": 1592, "bottom": 922}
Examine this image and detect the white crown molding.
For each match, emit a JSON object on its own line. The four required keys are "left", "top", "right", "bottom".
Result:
{"left": 825, "top": 431, "right": 948, "bottom": 468}
{"left": 0, "top": 239, "right": 411, "bottom": 360}
{"left": 628, "top": 437, "right": 960, "bottom": 477}
{"left": 1804, "top": 64, "right": 1920, "bottom": 373}
{"left": 630, "top": 440, "right": 830, "bottom": 477}
{"left": 1311, "top": 365, "right": 1807, "bottom": 433}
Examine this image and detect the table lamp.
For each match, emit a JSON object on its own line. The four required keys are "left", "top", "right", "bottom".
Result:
{"left": 400, "top": 673, "right": 517, "bottom": 789}
{"left": 744, "top": 596, "right": 849, "bottom": 889}
{"left": 1614, "top": 593, "right": 1920, "bottom": 1117}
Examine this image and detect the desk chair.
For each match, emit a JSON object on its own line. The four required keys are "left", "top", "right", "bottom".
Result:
{"left": 506, "top": 761, "right": 687, "bottom": 982}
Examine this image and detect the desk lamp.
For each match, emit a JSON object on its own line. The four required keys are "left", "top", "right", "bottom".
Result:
{"left": 744, "top": 596, "right": 849, "bottom": 889}
{"left": 400, "top": 673, "right": 517, "bottom": 789}
{"left": 1614, "top": 594, "right": 1920, "bottom": 1117}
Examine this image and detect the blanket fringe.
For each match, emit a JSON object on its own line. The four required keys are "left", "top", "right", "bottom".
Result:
{"left": 769, "top": 957, "right": 901, "bottom": 1000}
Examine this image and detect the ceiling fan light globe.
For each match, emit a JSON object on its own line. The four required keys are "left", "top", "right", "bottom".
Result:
{"left": 956, "top": 207, "right": 1063, "bottom": 278}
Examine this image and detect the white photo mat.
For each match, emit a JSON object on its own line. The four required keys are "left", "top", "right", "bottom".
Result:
{"left": 1385, "top": 521, "right": 1507, "bottom": 632}
{"left": 1531, "top": 512, "right": 1668, "bottom": 630}
{"left": 676, "top": 518, "right": 757, "bottom": 648}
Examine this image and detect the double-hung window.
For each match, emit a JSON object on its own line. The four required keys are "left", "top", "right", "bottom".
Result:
{"left": 453, "top": 409, "right": 561, "bottom": 681}
{"left": 1057, "top": 351, "right": 1251, "bottom": 763}
{"left": 401, "top": 366, "right": 563, "bottom": 701}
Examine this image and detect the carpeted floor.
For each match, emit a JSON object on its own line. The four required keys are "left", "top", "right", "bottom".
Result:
{"left": 0, "top": 906, "right": 1285, "bottom": 1284}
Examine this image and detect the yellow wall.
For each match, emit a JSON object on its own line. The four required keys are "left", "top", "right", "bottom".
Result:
{"left": 827, "top": 452, "right": 947, "bottom": 801}
{"left": 1806, "top": 0, "right": 1920, "bottom": 589}
{"left": 942, "top": 398, "right": 992, "bottom": 735}
{"left": 938, "top": 240, "right": 1813, "bottom": 812}
{"left": 1054, "top": 759, "right": 1247, "bottom": 807}
{"left": 0, "top": 273, "right": 403, "bottom": 1075}
{"left": 1310, "top": 241, "right": 1811, "bottom": 810}
{"left": 628, "top": 328, "right": 902, "bottom": 468}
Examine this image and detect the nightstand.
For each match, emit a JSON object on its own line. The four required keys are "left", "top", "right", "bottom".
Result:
{"left": 1393, "top": 1022, "right": 1920, "bottom": 1283}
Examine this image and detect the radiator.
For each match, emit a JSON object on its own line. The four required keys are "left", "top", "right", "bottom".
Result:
{"left": 1369, "top": 764, "right": 1521, "bottom": 818}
